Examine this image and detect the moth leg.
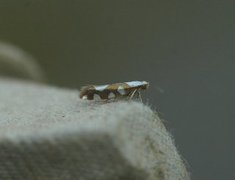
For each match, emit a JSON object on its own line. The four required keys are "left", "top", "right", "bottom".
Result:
{"left": 128, "top": 89, "right": 138, "bottom": 100}
{"left": 137, "top": 90, "right": 143, "bottom": 102}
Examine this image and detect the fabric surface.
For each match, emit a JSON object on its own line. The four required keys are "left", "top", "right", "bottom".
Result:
{"left": 0, "top": 79, "right": 190, "bottom": 180}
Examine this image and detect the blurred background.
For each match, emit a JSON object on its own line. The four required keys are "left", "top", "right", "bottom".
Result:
{"left": 0, "top": 0, "right": 234, "bottom": 179}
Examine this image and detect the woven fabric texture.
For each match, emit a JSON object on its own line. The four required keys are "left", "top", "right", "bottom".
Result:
{"left": 0, "top": 79, "right": 190, "bottom": 180}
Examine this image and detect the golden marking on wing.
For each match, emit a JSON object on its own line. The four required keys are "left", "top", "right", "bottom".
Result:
{"left": 107, "top": 83, "right": 130, "bottom": 90}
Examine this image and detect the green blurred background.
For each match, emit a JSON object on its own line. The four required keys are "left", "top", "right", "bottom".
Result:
{"left": 0, "top": 0, "right": 234, "bottom": 179}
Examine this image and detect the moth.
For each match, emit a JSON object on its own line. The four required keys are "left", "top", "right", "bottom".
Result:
{"left": 79, "top": 81, "right": 149, "bottom": 101}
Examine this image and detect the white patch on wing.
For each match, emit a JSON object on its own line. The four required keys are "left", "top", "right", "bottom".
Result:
{"left": 108, "top": 92, "right": 115, "bottom": 99}
{"left": 126, "top": 81, "right": 143, "bottom": 87}
{"left": 118, "top": 86, "right": 126, "bottom": 95}
{"left": 82, "top": 95, "right": 88, "bottom": 100}
{"left": 142, "top": 81, "right": 148, "bottom": 85}
{"left": 95, "top": 85, "right": 108, "bottom": 91}
{"left": 93, "top": 94, "right": 101, "bottom": 100}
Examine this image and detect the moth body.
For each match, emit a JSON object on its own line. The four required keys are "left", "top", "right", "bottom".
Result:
{"left": 79, "top": 81, "right": 149, "bottom": 101}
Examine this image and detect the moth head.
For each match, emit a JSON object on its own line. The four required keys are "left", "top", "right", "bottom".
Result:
{"left": 141, "top": 81, "right": 149, "bottom": 90}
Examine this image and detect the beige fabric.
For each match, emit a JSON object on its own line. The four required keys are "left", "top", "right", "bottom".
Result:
{"left": 0, "top": 79, "right": 190, "bottom": 180}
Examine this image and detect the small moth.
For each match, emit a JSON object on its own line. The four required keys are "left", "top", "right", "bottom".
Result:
{"left": 79, "top": 81, "right": 149, "bottom": 101}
